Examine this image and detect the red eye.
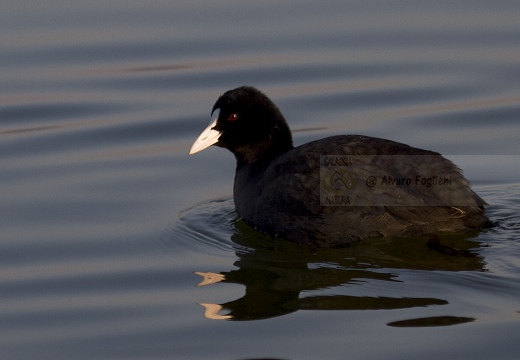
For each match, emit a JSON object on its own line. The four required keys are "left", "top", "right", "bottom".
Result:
{"left": 228, "top": 113, "right": 238, "bottom": 121}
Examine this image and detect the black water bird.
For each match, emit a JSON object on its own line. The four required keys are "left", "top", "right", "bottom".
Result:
{"left": 189, "top": 86, "right": 491, "bottom": 247}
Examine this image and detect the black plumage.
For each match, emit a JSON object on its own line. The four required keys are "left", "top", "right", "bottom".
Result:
{"left": 190, "top": 86, "right": 491, "bottom": 247}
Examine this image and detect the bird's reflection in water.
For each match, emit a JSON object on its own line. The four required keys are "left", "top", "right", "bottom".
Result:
{"left": 195, "top": 219, "right": 485, "bottom": 322}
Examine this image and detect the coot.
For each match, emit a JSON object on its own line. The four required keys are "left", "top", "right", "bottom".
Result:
{"left": 189, "top": 86, "right": 491, "bottom": 247}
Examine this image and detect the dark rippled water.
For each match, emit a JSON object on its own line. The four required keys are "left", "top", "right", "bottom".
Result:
{"left": 1, "top": 1, "right": 520, "bottom": 359}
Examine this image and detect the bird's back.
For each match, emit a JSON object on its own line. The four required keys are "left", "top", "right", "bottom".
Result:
{"left": 234, "top": 135, "right": 490, "bottom": 246}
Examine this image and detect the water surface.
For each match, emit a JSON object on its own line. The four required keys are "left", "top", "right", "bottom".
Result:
{"left": 1, "top": 1, "right": 520, "bottom": 359}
